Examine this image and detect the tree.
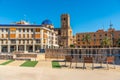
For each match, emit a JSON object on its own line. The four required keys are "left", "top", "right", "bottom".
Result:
{"left": 70, "top": 44, "right": 75, "bottom": 48}
{"left": 101, "top": 37, "right": 112, "bottom": 48}
{"left": 116, "top": 38, "right": 120, "bottom": 47}
{"left": 82, "top": 34, "right": 91, "bottom": 48}
{"left": 101, "top": 37, "right": 112, "bottom": 56}
{"left": 82, "top": 34, "right": 91, "bottom": 56}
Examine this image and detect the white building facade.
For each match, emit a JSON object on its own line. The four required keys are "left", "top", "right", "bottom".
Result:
{"left": 0, "top": 20, "right": 59, "bottom": 53}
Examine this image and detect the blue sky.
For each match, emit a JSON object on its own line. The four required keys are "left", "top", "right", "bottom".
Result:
{"left": 0, "top": 0, "right": 120, "bottom": 35}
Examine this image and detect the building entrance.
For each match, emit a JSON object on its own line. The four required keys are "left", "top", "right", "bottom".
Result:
{"left": 10, "top": 45, "right": 16, "bottom": 52}
{"left": 18, "top": 45, "right": 24, "bottom": 51}
{"left": 1, "top": 46, "right": 8, "bottom": 53}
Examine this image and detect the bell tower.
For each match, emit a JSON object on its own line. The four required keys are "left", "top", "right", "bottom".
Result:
{"left": 60, "top": 14, "right": 73, "bottom": 48}
{"left": 61, "top": 14, "right": 70, "bottom": 29}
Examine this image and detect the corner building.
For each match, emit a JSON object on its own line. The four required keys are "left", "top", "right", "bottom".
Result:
{"left": 0, "top": 14, "right": 74, "bottom": 53}
{"left": 0, "top": 20, "right": 59, "bottom": 53}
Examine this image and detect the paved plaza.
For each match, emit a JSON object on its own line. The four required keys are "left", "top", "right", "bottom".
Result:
{"left": 0, "top": 59, "right": 120, "bottom": 80}
{"left": 0, "top": 54, "right": 120, "bottom": 80}
{"left": 0, "top": 65, "right": 120, "bottom": 80}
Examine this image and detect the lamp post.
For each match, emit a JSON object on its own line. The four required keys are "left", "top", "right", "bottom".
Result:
{"left": 110, "top": 30, "right": 114, "bottom": 48}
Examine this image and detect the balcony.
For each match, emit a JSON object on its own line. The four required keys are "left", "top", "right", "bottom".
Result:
{"left": 11, "top": 41, "right": 16, "bottom": 44}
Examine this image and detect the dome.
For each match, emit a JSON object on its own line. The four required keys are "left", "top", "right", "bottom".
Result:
{"left": 41, "top": 19, "right": 52, "bottom": 25}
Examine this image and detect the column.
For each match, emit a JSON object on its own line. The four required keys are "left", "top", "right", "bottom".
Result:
{"left": 8, "top": 45, "right": 10, "bottom": 53}
{"left": 0, "top": 40, "right": 1, "bottom": 53}
{"left": 33, "top": 40, "right": 35, "bottom": 52}
{"left": 16, "top": 45, "right": 18, "bottom": 52}
{"left": 33, "top": 45, "right": 35, "bottom": 52}
{"left": 24, "top": 45, "right": 26, "bottom": 52}
{"left": 0, "top": 45, "right": 1, "bottom": 53}
{"left": 47, "top": 31, "right": 49, "bottom": 49}
{"left": 16, "top": 40, "right": 18, "bottom": 52}
{"left": 40, "top": 29, "right": 43, "bottom": 49}
{"left": 24, "top": 40, "right": 26, "bottom": 52}
{"left": 8, "top": 40, "right": 10, "bottom": 53}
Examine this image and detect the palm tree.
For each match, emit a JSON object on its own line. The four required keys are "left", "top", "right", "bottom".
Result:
{"left": 101, "top": 37, "right": 112, "bottom": 48}
{"left": 101, "top": 37, "right": 112, "bottom": 56}
{"left": 82, "top": 34, "right": 91, "bottom": 56}
{"left": 70, "top": 44, "right": 75, "bottom": 48}
{"left": 82, "top": 34, "right": 91, "bottom": 48}
{"left": 116, "top": 38, "right": 120, "bottom": 47}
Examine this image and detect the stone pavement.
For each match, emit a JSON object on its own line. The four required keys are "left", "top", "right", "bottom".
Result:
{"left": 35, "top": 61, "right": 52, "bottom": 68}
{"left": 6, "top": 60, "right": 25, "bottom": 66}
{"left": 0, "top": 60, "right": 8, "bottom": 64}
{"left": 0, "top": 66, "right": 120, "bottom": 80}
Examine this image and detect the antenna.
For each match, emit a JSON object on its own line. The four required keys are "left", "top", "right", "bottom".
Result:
{"left": 24, "top": 14, "right": 27, "bottom": 21}
{"left": 102, "top": 25, "right": 104, "bottom": 30}
{"left": 109, "top": 20, "right": 113, "bottom": 28}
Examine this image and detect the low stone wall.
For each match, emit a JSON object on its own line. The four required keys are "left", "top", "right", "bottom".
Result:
{"left": 45, "top": 49, "right": 67, "bottom": 59}
{"left": 0, "top": 54, "right": 13, "bottom": 60}
{"left": 15, "top": 54, "right": 37, "bottom": 58}
{"left": 14, "top": 53, "right": 37, "bottom": 61}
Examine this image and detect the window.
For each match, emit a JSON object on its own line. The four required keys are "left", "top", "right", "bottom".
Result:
{"left": 23, "top": 34, "right": 25, "bottom": 38}
{"left": 36, "top": 40, "right": 40, "bottom": 43}
{"left": 32, "top": 34, "right": 34, "bottom": 38}
{"left": 83, "top": 42, "right": 85, "bottom": 44}
{"left": 1, "top": 28, "right": 4, "bottom": 32}
{"left": 6, "top": 28, "right": 8, "bottom": 32}
{"left": 2, "top": 34, "right": 4, "bottom": 38}
{"left": 23, "top": 40, "right": 25, "bottom": 44}
{"left": 6, "top": 40, "right": 8, "bottom": 44}
{"left": 64, "top": 18, "right": 66, "bottom": 20}
{"left": 11, "top": 40, "right": 16, "bottom": 44}
{"left": 19, "top": 40, "right": 21, "bottom": 44}
{"left": 23, "top": 29, "right": 25, "bottom": 32}
{"left": 55, "top": 42, "right": 57, "bottom": 44}
{"left": 6, "top": 34, "right": 8, "bottom": 38}
{"left": 27, "top": 40, "right": 29, "bottom": 44}
{"left": 35, "top": 28, "right": 40, "bottom": 32}
{"left": 1, "top": 40, "right": 3, "bottom": 44}
{"left": 27, "top": 34, "right": 29, "bottom": 38}
{"left": 19, "top": 29, "right": 21, "bottom": 32}
{"left": 99, "top": 35, "right": 102, "bottom": 37}
{"left": 19, "top": 34, "right": 21, "bottom": 38}
{"left": 105, "top": 34, "right": 107, "bottom": 36}
{"left": 31, "top": 29, "right": 33, "bottom": 32}
{"left": 78, "top": 39, "right": 80, "bottom": 41}
{"left": 94, "top": 34, "right": 96, "bottom": 37}
{"left": 27, "top": 29, "right": 29, "bottom": 32}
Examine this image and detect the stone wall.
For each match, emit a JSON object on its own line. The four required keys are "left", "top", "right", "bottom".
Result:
{"left": 0, "top": 54, "right": 13, "bottom": 60}
{"left": 45, "top": 48, "right": 120, "bottom": 64}
{"left": 45, "top": 49, "right": 67, "bottom": 59}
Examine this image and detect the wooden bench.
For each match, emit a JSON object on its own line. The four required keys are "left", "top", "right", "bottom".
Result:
{"left": 83, "top": 57, "right": 94, "bottom": 70}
